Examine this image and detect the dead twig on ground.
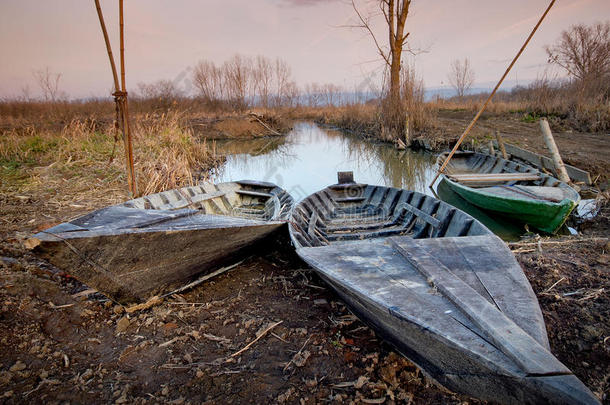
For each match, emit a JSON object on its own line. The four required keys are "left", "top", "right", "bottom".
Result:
{"left": 509, "top": 237, "right": 608, "bottom": 248}
{"left": 125, "top": 295, "right": 162, "bottom": 313}
{"left": 161, "top": 260, "right": 243, "bottom": 299}
{"left": 283, "top": 335, "right": 312, "bottom": 372}
{"left": 229, "top": 320, "right": 282, "bottom": 359}
{"left": 540, "top": 277, "right": 566, "bottom": 295}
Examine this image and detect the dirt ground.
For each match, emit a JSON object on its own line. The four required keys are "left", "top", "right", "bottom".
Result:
{"left": 0, "top": 194, "right": 609, "bottom": 404}
{"left": 0, "top": 113, "right": 608, "bottom": 404}
{"left": 189, "top": 113, "right": 291, "bottom": 140}
{"left": 423, "top": 110, "right": 610, "bottom": 188}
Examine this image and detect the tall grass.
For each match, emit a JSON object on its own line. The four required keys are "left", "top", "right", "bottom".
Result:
{"left": 133, "top": 113, "right": 221, "bottom": 195}
{"left": 0, "top": 112, "right": 220, "bottom": 199}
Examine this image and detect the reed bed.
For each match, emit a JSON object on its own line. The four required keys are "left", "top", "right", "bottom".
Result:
{"left": 0, "top": 112, "right": 220, "bottom": 204}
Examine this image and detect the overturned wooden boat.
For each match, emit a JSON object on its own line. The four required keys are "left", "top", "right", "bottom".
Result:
{"left": 437, "top": 151, "right": 580, "bottom": 234}
{"left": 26, "top": 180, "right": 294, "bottom": 303}
{"left": 289, "top": 173, "right": 598, "bottom": 405}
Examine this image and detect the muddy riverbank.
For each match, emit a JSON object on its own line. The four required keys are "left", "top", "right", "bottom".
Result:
{"left": 313, "top": 108, "right": 609, "bottom": 189}
{"left": 0, "top": 201, "right": 608, "bottom": 404}
{"left": 1, "top": 115, "right": 608, "bottom": 404}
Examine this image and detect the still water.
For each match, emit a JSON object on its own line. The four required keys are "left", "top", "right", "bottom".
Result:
{"left": 211, "top": 122, "right": 525, "bottom": 240}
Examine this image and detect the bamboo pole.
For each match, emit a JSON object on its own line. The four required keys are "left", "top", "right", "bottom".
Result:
{"left": 93, "top": 0, "right": 137, "bottom": 196}
{"left": 94, "top": 0, "right": 120, "bottom": 92}
{"left": 429, "top": 0, "right": 556, "bottom": 188}
{"left": 118, "top": 0, "right": 137, "bottom": 196}
{"left": 540, "top": 118, "right": 570, "bottom": 183}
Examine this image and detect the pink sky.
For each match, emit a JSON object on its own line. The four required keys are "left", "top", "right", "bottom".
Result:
{"left": 0, "top": 0, "right": 608, "bottom": 99}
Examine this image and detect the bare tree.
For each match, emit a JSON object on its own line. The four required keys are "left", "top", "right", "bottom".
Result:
{"left": 193, "top": 60, "right": 225, "bottom": 103}
{"left": 351, "top": 0, "right": 414, "bottom": 141}
{"left": 135, "top": 79, "right": 183, "bottom": 110}
{"left": 352, "top": 0, "right": 412, "bottom": 107}
{"left": 193, "top": 54, "right": 297, "bottom": 109}
{"left": 273, "top": 58, "right": 292, "bottom": 107}
{"left": 545, "top": 21, "right": 610, "bottom": 82}
{"left": 223, "top": 54, "right": 252, "bottom": 109}
{"left": 33, "top": 67, "right": 64, "bottom": 102}
{"left": 304, "top": 82, "right": 323, "bottom": 106}
{"left": 322, "top": 83, "right": 343, "bottom": 106}
{"left": 252, "top": 55, "right": 273, "bottom": 108}
{"left": 448, "top": 57, "right": 475, "bottom": 100}
{"left": 283, "top": 81, "right": 300, "bottom": 108}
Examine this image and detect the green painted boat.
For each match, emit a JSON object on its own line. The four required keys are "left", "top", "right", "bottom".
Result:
{"left": 437, "top": 151, "right": 580, "bottom": 234}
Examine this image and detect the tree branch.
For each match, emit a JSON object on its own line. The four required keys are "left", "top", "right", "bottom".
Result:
{"left": 351, "top": 0, "right": 390, "bottom": 66}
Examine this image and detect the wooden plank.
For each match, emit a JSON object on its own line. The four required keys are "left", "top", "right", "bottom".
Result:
{"left": 335, "top": 196, "right": 366, "bottom": 203}
{"left": 399, "top": 203, "right": 441, "bottom": 229}
{"left": 390, "top": 237, "right": 569, "bottom": 376}
{"left": 235, "top": 179, "right": 276, "bottom": 188}
{"left": 493, "top": 141, "right": 591, "bottom": 185}
{"left": 236, "top": 189, "right": 273, "bottom": 198}
{"left": 296, "top": 239, "right": 529, "bottom": 376}
{"left": 400, "top": 235, "right": 550, "bottom": 349}
{"left": 448, "top": 173, "right": 541, "bottom": 182}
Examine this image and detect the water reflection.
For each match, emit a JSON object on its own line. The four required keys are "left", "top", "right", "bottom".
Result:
{"left": 212, "top": 122, "right": 437, "bottom": 201}
{"left": 211, "top": 122, "right": 523, "bottom": 240}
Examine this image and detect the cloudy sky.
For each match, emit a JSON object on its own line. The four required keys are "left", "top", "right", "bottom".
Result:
{"left": 0, "top": 0, "right": 607, "bottom": 99}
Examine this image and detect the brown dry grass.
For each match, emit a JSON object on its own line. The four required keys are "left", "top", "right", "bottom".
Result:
{"left": 431, "top": 77, "right": 610, "bottom": 132}
{"left": 0, "top": 112, "right": 221, "bottom": 204}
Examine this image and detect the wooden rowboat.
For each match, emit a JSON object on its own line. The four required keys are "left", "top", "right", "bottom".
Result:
{"left": 26, "top": 180, "right": 293, "bottom": 303}
{"left": 288, "top": 173, "right": 598, "bottom": 405}
{"left": 437, "top": 151, "right": 580, "bottom": 234}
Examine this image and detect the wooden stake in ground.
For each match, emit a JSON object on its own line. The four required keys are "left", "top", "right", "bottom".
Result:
{"left": 429, "top": 0, "right": 556, "bottom": 188}
{"left": 539, "top": 118, "right": 570, "bottom": 183}
{"left": 93, "top": 0, "right": 137, "bottom": 196}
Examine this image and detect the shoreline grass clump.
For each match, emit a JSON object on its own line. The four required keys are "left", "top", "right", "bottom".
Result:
{"left": 133, "top": 112, "right": 222, "bottom": 195}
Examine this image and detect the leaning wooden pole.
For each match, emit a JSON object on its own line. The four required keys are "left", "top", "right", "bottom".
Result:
{"left": 429, "top": 0, "right": 556, "bottom": 188}
{"left": 540, "top": 118, "right": 570, "bottom": 183}
{"left": 94, "top": 0, "right": 120, "bottom": 91}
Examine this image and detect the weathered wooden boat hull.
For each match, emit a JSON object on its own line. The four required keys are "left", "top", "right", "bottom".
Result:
{"left": 27, "top": 180, "right": 294, "bottom": 303}
{"left": 443, "top": 177, "right": 577, "bottom": 233}
{"left": 29, "top": 213, "right": 282, "bottom": 303}
{"left": 297, "top": 237, "right": 597, "bottom": 404}
{"left": 437, "top": 151, "right": 580, "bottom": 234}
{"left": 289, "top": 179, "right": 599, "bottom": 404}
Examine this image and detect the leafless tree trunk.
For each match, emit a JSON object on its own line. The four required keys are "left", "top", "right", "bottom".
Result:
{"left": 351, "top": 0, "right": 413, "bottom": 141}
{"left": 193, "top": 54, "right": 297, "bottom": 110}
{"left": 448, "top": 57, "right": 475, "bottom": 100}
{"left": 135, "top": 79, "right": 183, "bottom": 110}
{"left": 322, "top": 83, "right": 343, "bottom": 106}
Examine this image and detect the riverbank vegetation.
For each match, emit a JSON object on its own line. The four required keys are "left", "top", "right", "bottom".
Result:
{"left": 2, "top": 20, "right": 608, "bottom": 196}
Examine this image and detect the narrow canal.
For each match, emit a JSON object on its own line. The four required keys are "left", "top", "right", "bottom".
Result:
{"left": 211, "top": 122, "right": 534, "bottom": 241}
